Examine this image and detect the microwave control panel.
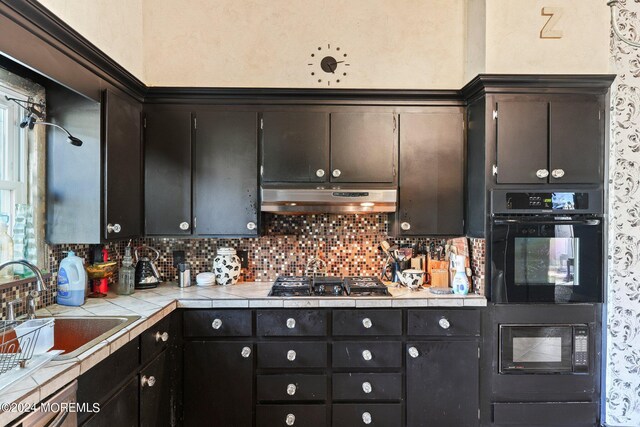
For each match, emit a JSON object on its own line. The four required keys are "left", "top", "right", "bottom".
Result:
{"left": 573, "top": 326, "right": 589, "bottom": 372}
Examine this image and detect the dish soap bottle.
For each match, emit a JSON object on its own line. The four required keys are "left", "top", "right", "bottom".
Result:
{"left": 451, "top": 255, "right": 470, "bottom": 295}
{"left": 116, "top": 245, "right": 135, "bottom": 295}
{"left": 57, "top": 251, "right": 88, "bottom": 306}
{"left": 0, "top": 220, "right": 13, "bottom": 280}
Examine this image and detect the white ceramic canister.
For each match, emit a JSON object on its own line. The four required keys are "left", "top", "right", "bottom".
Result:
{"left": 213, "top": 247, "right": 241, "bottom": 285}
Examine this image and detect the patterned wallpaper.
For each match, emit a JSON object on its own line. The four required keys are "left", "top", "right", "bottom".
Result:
{"left": 608, "top": 2, "right": 640, "bottom": 425}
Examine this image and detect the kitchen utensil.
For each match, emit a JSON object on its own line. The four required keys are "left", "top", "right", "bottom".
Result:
{"left": 134, "top": 246, "right": 161, "bottom": 289}
{"left": 397, "top": 269, "right": 426, "bottom": 291}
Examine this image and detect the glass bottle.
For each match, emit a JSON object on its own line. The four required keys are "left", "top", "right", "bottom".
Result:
{"left": 116, "top": 246, "right": 135, "bottom": 295}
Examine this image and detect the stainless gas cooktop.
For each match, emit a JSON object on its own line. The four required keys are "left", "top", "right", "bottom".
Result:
{"left": 268, "top": 276, "right": 389, "bottom": 297}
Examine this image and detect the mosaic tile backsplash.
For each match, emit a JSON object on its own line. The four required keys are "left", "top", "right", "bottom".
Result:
{"left": 3, "top": 214, "right": 486, "bottom": 317}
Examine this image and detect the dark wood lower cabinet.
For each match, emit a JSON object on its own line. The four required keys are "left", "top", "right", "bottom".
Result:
{"left": 406, "top": 341, "right": 480, "bottom": 427}
{"left": 183, "top": 341, "right": 254, "bottom": 427}
{"left": 83, "top": 376, "right": 138, "bottom": 427}
{"left": 140, "top": 351, "right": 172, "bottom": 427}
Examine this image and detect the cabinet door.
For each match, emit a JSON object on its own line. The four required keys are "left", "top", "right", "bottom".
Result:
{"left": 184, "top": 341, "right": 253, "bottom": 427}
{"left": 144, "top": 109, "right": 192, "bottom": 235}
{"left": 495, "top": 101, "right": 548, "bottom": 184}
{"left": 262, "top": 111, "right": 329, "bottom": 182}
{"left": 82, "top": 376, "right": 138, "bottom": 427}
{"left": 330, "top": 112, "right": 396, "bottom": 182}
{"left": 398, "top": 112, "right": 464, "bottom": 235}
{"left": 103, "top": 90, "right": 142, "bottom": 241}
{"left": 194, "top": 111, "right": 258, "bottom": 236}
{"left": 549, "top": 99, "right": 602, "bottom": 184}
{"left": 140, "top": 351, "right": 171, "bottom": 427}
{"left": 406, "top": 341, "right": 479, "bottom": 427}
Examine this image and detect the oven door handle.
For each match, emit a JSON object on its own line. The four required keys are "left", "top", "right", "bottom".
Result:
{"left": 493, "top": 219, "right": 601, "bottom": 226}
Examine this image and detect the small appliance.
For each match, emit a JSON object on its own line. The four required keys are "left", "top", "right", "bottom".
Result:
{"left": 268, "top": 276, "right": 390, "bottom": 297}
{"left": 134, "top": 246, "right": 161, "bottom": 289}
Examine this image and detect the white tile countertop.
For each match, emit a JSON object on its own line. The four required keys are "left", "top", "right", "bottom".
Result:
{"left": 0, "top": 281, "right": 485, "bottom": 425}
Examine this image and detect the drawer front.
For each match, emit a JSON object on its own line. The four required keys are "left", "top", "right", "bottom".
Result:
{"left": 332, "top": 342, "right": 402, "bottom": 369}
{"left": 407, "top": 309, "right": 480, "bottom": 336}
{"left": 333, "top": 373, "right": 402, "bottom": 401}
{"left": 141, "top": 314, "right": 173, "bottom": 365}
{"left": 332, "top": 310, "right": 402, "bottom": 336}
{"left": 257, "top": 374, "right": 327, "bottom": 401}
{"left": 256, "top": 404, "right": 327, "bottom": 427}
{"left": 258, "top": 342, "right": 328, "bottom": 369}
{"left": 492, "top": 402, "right": 598, "bottom": 425}
{"left": 257, "top": 310, "right": 327, "bottom": 336}
{"left": 183, "top": 309, "right": 252, "bottom": 337}
{"left": 332, "top": 403, "right": 402, "bottom": 427}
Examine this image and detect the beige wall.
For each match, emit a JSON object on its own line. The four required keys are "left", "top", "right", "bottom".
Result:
{"left": 141, "top": 0, "right": 466, "bottom": 89}
{"left": 37, "top": 0, "right": 144, "bottom": 81}
{"left": 484, "top": 0, "right": 610, "bottom": 74}
{"left": 35, "top": 0, "right": 611, "bottom": 89}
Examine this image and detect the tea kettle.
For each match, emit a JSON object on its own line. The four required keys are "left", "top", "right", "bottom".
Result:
{"left": 134, "top": 246, "right": 161, "bottom": 289}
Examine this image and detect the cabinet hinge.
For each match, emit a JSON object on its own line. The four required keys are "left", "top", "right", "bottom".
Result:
{"left": 478, "top": 409, "right": 481, "bottom": 420}
{"left": 143, "top": 117, "right": 147, "bottom": 129}
{"left": 393, "top": 115, "right": 397, "bottom": 131}
{"left": 599, "top": 110, "right": 602, "bottom": 120}
{"left": 492, "top": 164, "right": 498, "bottom": 176}
{"left": 260, "top": 118, "right": 264, "bottom": 130}
{"left": 492, "top": 110, "right": 498, "bottom": 120}
{"left": 260, "top": 165, "right": 264, "bottom": 176}
{"left": 194, "top": 217, "right": 197, "bottom": 229}
{"left": 478, "top": 347, "right": 481, "bottom": 359}
{"left": 194, "top": 117, "right": 197, "bottom": 129}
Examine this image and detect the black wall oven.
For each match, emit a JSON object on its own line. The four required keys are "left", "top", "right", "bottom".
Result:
{"left": 490, "top": 190, "right": 604, "bottom": 304}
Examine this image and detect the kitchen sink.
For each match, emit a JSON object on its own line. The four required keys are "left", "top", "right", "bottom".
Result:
{"left": 51, "top": 316, "right": 140, "bottom": 360}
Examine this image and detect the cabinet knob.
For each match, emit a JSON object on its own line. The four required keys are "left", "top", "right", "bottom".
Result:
{"left": 106, "top": 223, "right": 121, "bottom": 234}
{"left": 332, "top": 169, "right": 342, "bottom": 178}
{"left": 212, "top": 318, "right": 223, "bottom": 330}
{"left": 362, "top": 412, "right": 372, "bottom": 425}
{"left": 285, "top": 414, "right": 296, "bottom": 426}
{"left": 316, "top": 169, "right": 325, "bottom": 178}
{"left": 408, "top": 346, "right": 419, "bottom": 358}
{"left": 401, "top": 222, "right": 411, "bottom": 231}
{"left": 287, "top": 383, "right": 297, "bottom": 396}
{"left": 241, "top": 346, "right": 252, "bottom": 358}
{"left": 179, "top": 221, "right": 190, "bottom": 231}
{"left": 140, "top": 375, "right": 156, "bottom": 388}
{"left": 439, "top": 317, "right": 450, "bottom": 329}
{"left": 287, "top": 350, "right": 297, "bottom": 361}
{"left": 551, "top": 168, "right": 565, "bottom": 179}
{"left": 362, "top": 349, "right": 373, "bottom": 361}
{"left": 536, "top": 169, "right": 549, "bottom": 179}
{"left": 362, "top": 318, "right": 373, "bottom": 329}
{"left": 286, "top": 318, "right": 296, "bottom": 329}
{"left": 362, "top": 381, "right": 372, "bottom": 394}
{"left": 154, "top": 331, "right": 169, "bottom": 342}
{"left": 246, "top": 221, "right": 257, "bottom": 230}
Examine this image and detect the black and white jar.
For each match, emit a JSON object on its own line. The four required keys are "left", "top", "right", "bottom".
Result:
{"left": 213, "top": 247, "right": 241, "bottom": 286}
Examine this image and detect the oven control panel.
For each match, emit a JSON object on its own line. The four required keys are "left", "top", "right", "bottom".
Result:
{"left": 506, "top": 192, "right": 590, "bottom": 210}
{"left": 573, "top": 326, "right": 589, "bottom": 373}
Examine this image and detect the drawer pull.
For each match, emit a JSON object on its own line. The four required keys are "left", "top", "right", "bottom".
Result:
{"left": 362, "top": 350, "right": 372, "bottom": 361}
{"left": 408, "top": 346, "right": 419, "bottom": 358}
{"left": 362, "top": 381, "right": 372, "bottom": 394}
{"left": 212, "top": 318, "right": 223, "bottom": 330}
{"left": 362, "top": 411, "right": 372, "bottom": 424}
{"left": 362, "top": 317, "right": 373, "bottom": 329}
{"left": 241, "top": 346, "right": 252, "bottom": 358}
{"left": 286, "top": 318, "right": 296, "bottom": 329}
{"left": 287, "top": 383, "right": 297, "bottom": 396}
{"left": 286, "top": 413, "right": 296, "bottom": 426}
{"left": 287, "top": 350, "right": 297, "bottom": 361}
{"left": 140, "top": 375, "right": 156, "bottom": 388}
{"left": 438, "top": 317, "right": 451, "bottom": 329}
{"left": 154, "top": 331, "right": 169, "bottom": 342}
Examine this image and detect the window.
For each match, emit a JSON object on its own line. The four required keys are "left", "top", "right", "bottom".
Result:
{"left": 0, "top": 86, "right": 28, "bottom": 232}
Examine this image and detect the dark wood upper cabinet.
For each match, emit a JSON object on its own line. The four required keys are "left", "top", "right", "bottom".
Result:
{"left": 103, "top": 90, "right": 142, "bottom": 241}
{"left": 330, "top": 112, "right": 396, "bottom": 183}
{"left": 549, "top": 99, "right": 602, "bottom": 184}
{"left": 495, "top": 101, "right": 548, "bottom": 184}
{"left": 396, "top": 111, "right": 464, "bottom": 236}
{"left": 262, "top": 111, "right": 329, "bottom": 182}
{"left": 144, "top": 109, "right": 192, "bottom": 235}
{"left": 494, "top": 96, "right": 603, "bottom": 185}
{"left": 194, "top": 111, "right": 259, "bottom": 236}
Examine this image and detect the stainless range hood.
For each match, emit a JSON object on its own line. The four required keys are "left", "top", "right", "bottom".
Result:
{"left": 261, "top": 184, "right": 397, "bottom": 214}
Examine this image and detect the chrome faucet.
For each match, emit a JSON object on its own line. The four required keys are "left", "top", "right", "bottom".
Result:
{"left": 0, "top": 260, "right": 47, "bottom": 319}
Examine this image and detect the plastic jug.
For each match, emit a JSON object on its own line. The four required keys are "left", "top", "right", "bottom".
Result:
{"left": 451, "top": 255, "right": 470, "bottom": 295}
{"left": 56, "top": 251, "right": 88, "bottom": 306}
